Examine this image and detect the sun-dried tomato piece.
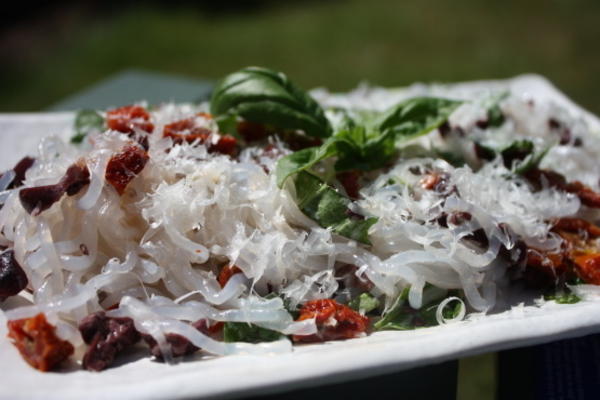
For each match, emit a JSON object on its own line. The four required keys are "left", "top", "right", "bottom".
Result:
{"left": 7, "top": 313, "right": 74, "bottom": 371}
{"left": 420, "top": 171, "right": 450, "bottom": 193}
{"left": 142, "top": 319, "right": 224, "bottom": 360}
{"left": 0, "top": 249, "right": 28, "bottom": 301}
{"left": 196, "top": 112, "right": 213, "bottom": 120}
{"left": 337, "top": 170, "right": 362, "bottom": 199}
{"left": 564, "top": 182, "right": 600, "bottom": 208}
{"left": 523, "top": 168, "right": 567, "bottom": 190}
{"left": 163, "top": 118, "right": 212, "bottom": 143}
{"left": 0, "top": 157, "right": 36, "bottom": 191}
{"left": 553, "top": 217, "right": 600, "bottom": 237}
{"left": 293, "top": 299, "right": 368, "bottom": 343}
{"left": 548, "top": 118, "right": 582, "bottom": 146}
{"left": 217, "top": 265, "right": 243, "bottom": 288}
{"left": 523, "top": 247, "right": 569, "bottom": 287}
{"left": 142, "top": 332, "right": 197, "bottom": 359}
{"left": 573, "top": 254, "right": 600, "bottom": 285}
{"left": 78, "top": 311, "right": 141, "bottom": 371}
{"left": 163, "top": 118, "right": 238, "bottom": 156}
{"left": 105, "top": 145, "right": 149, "bottom": 195}
{"left": 210, "top": 135, "right": 238, "bottom": 156}
{"left": 195, "top": 319, "right": 224, "bottom": 336}
{"left": 297, "top": 299, "right": 337, "bottom": 324}
{"left": 524, "top": 169, "right": 600, "bottom": 209}
{"left": 237, "top": 121, "right": 269, "bottom": 142}
{"left": 523, "top": 217, "right": 600, "bottom": 286}
{"left": 106, "top": 105, "right": 154, "bottom": 134}
{"left": 4, "top": 156, "right": 36, "bottom": 189}
{"left": 19, "top": 160, "right": 90, "bottom": 215}
{"left": 280, "top": 131, "right": 323, "bottom": 151}
{"left": 449, "top": 211, "right": 472, "bottom": 225}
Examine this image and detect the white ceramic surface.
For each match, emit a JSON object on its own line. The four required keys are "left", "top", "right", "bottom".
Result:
{"left": 1, "top": 75, "right": 599, "bottom": 400}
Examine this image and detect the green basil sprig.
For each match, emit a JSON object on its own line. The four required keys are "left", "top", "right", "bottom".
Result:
{"left": 374, "top": 97, "right": 464, "bottom": 141}
{"left": 294, "top": 171, "right": 377, "bottom": 244}
{"left": 374, "top": 287, "right": 463, "bottom": 331}
{"left": 276, "top": 97, "right": 463, "bottom": 187}
{"left": 476, "top": 139, "right": 549, "bottom": 175}
{"left": 71, "top": 109, "right": 104, "bottom": 144}
{"left": 223, "top": 322, "right": 284, "bottom": 343}
{"left": 210, "top": 67, "right": 332, "bottom": 139}
{"left": 349, "top": 292, "right": 381, "bottom": 315}
{"left": 482, "top": 91, "right": 509, "bottom": 128}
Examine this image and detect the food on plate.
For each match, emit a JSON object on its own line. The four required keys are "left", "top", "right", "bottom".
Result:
{"left": 1, "top": 67, "right": 600, "bottom": 371}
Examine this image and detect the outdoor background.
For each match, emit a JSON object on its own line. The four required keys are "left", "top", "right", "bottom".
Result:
{"left": 2, "top": 0, "right": 598, "bottom": 398}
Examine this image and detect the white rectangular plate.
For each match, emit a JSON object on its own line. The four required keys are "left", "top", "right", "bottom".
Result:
{"left": 1, "top": 75, "right": 600, "bottom": 400}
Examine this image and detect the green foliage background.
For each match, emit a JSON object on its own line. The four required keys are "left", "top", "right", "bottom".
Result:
{"left": 2, "top": 0, "right": 600, "bottom": 115}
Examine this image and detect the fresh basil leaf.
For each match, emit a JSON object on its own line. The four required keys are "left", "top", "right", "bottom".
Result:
{"left": 349, "top": 292, "right": 381, "bottom": 314}
{"left": 210, "top": 67, "right": 332, "bottom": 138}
{"left": 374, "top": 287, "right": 462, "bottom": 331}
{"left": 475, "top": 139, "right": 549, "bottom": 175}
{"left": 567, "top": 277, "right": 585, "bottom": 285}
{"left": 513, "top": 145, "right": 550, "bottom": 175}
{"left": 276, "top": 140, "right": 337, "bottom": 187}
{"left": 483, "top": 91, "right": 509, "bottom": 128}
{"left": 544, "top": 291, "right": 581, "bottom": 304}
{"left": 71, "top": 109, "right": 104, "bottom": 144}
{"left": 445, "top": 300, "right": 463, "bottom": 318}
{"left": 326, "top": 107, "right": 359, "bottom": 132}
{"left": 333, "top": 125, "right": 398, "bottom": 172}
{"left": 264, "top": 293, "right": 300, "bottom": 319}
{"left": 294, "top": 171, "right": 377, "bottom": 244}
{"left": 223, "top": 322, "right": 283, "bottom": 343}
{"left": 373, "top": 287, "right": 410, "bottom": 330}
{"left": 276, "top": 125, "right": 397, "bottom": 188}
{"left": 276, "top": 97, "right": 462, "bottom": 187}
{"left": 487, "top": 103, "right": 505, "bottom": 128}
{"left": 435, "top": 150, "right": 466, "bottom": 167}
{"left": 500, "top": 140, "right": 534, "bottom": 168}
{"left": 214, "top": 113, "right": 241, "bottom": 139}
{"left": 375, "top": 97, "right": 463, "bottom": 142}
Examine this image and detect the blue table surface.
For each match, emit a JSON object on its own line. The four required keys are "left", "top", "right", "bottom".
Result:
{"left": 48, "top": 69, "right": 214, "bottom": 111}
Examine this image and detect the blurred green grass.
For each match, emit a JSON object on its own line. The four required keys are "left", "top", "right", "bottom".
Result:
{"left": 2, "top": 0, "right": 600, "bottom": 113}
{"left": 458, "top": 353, "right": 497, "bottom": 400}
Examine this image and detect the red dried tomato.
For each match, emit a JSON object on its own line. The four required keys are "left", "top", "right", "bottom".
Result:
{"left": 524, "top": 217, "right": 600, "bottom": 286}
{"left": 210, "top": 135, "right": 238, "bottom": 156}
{"left": 525, "top": 169, "right": 600, "bottom": 209}
{"left": 217, "top": 265, "right": 243, "bottom": 288}
{"left": 419, "top": 171, "right": 450, "bottom": 192}
{"left": 7, "top": 313, "right": 74, "bottom": 371}
{"left": 105, "top": 145, "right": 149, "bottom": 195}
{"left": 523, "top": 246, "right": 569, "bottom": 287}
{"left": 553, "top": 217, "right": 600, "bottom": 237}
{"left": 196, "top": 112, "right": 213, "bottom": 120}
{"left": 19, "top": 160, "right": 90, "bottom": 215}
{"left": 573, "top": 254, "right": 600, "bottom": 285}
{"left": 564, "top": 182, "right": 600, "bottom": 208}
{"left": 106, "top": 105, "right": 154, "bottom": 134}
{"left": 237, "top": 121, "right": 269, "bottom": 142}
{"left": 163, "top": 118, "right": 238, "bottom": 156}
{"left": 163, "top": 118, "right": 212, "bottom": 143}
{"left": 195, "top": 319, "right": 224, "bottom": 336}
{"left": 293, "top": 299, "right": 368, "bottom": 343}
{"left": 336, "top": 170, "right": 362, "bottom": 199}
